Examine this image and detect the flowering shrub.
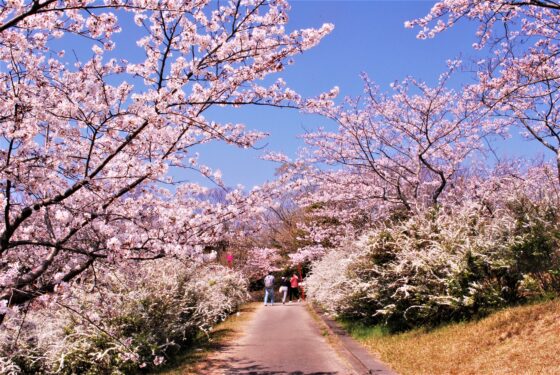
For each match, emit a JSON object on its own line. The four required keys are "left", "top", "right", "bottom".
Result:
{"left": 304, "top": 248, "right": 362, "bottom": 315}
{"left": 0, "top": 260, "right": 248, "bottom": 374}
{"left": 306, "top": 199, "right": 560, "bottom": 331}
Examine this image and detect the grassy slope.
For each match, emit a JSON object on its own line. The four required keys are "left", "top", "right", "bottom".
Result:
{"left": 343, "top": 299, "right": 560, "bottom": 375}
{"left": 153, "top": 302, "right": 259, "bottom": 375}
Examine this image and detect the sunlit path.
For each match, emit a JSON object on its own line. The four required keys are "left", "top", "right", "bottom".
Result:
{"left": 200, "top": 302, "right": 355, "bottom": 375}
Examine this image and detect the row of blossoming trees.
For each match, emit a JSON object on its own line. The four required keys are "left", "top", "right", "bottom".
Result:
{"left": 1, "top": 0, "right": 560, "bottom": 372}
{"left": 269, "top": 0, "right": 560, "bottom": 331}
{"left": 0, "top": 0, "right": 335, "bottom": 372}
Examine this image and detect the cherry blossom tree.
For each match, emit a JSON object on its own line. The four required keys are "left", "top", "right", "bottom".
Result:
{"left": 304, "top": 67, "right": 498, "bottom": 210}
{"left": 408, "top": 0, "right": 560, "bottom": 182}
{"left": 271, "top": 67, "right": 500, "bottom": 262}
{"left": 0, "top": 0, "right": 333, "bottom": 320}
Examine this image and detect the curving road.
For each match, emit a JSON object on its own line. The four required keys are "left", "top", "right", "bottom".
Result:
{"left": 204, "top": 302, "right": 356, "bottom": 375}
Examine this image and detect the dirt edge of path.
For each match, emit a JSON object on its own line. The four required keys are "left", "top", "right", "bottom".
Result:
{"left": 306, "top": 302, "right": 398, "bottom": 375}
{"left": 192, "top": 302, "right": 263, "bottom": 375}
{"left": 156, "top": 302, "right": 262, "bottom": 375}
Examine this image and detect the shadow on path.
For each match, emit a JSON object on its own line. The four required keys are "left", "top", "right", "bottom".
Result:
{"left": 195, "top": 352, "right": 343, "bottom": 374}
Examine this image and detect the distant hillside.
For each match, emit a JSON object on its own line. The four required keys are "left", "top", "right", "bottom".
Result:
{"left": 348, "top": 299, "right": 560, "bottom": 374}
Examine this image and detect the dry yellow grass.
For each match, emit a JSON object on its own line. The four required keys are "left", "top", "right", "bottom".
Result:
{"left": 356, "top": 300, "right": 560, "bottom": 375}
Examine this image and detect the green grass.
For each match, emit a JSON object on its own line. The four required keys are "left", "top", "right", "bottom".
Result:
{"left": 337, "top": 319, "right": 390, "bottom": 340}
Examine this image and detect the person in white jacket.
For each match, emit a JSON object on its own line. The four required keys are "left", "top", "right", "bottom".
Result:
{"left": 279, "top": 276, "right": 290, "bottom": 304}
{"left": 264, "top": 273, "right": 275, "bottom": 306}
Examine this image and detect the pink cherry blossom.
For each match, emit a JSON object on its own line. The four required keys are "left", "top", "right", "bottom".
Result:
{"left": 0, "top": 0, "right": 333, "bottom": 321}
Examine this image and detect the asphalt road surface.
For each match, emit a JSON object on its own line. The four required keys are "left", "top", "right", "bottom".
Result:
{"left": 207, "top": 302, "right": 356, "bottom": 375}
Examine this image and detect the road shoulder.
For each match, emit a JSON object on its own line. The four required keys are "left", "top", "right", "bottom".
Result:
{"left": 307, "top": 303, "right": 398, "bottom": 375}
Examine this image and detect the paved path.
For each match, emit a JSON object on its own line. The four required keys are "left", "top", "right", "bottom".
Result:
{"left": 204, "top": 302, "right": 356, "bottom": 375}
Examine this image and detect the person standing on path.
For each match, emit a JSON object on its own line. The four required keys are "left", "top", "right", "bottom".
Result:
{"left": 289, "top": 273, "right": 300, "bottom": 302}
{"left": 279, "top": 276, "right": 290, "bottom": 304}
{"left": 264, "top": 273, "right": 275, "bottom": 306}
{"left": 226, "top": 251, "right": 234, "bottom": 268}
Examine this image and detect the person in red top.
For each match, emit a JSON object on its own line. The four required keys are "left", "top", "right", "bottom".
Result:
{"left": 226, "top": 251, "right": 233, "bottom": 268}
{"left": 289, "top": 274, "right": 300, "bottom": 302}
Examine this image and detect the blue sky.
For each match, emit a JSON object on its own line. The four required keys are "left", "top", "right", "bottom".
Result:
{"left": 55, "top": 1, "right": 546, "bottom": 189}
{"left": 199, "top": 0, "right": 483, "bottom": 188}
